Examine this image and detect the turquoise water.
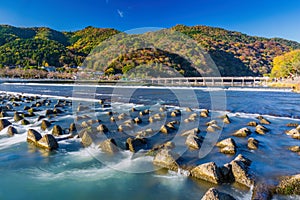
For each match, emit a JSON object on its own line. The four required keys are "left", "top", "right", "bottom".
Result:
{"left": 0, "top": 83, "right": 300, "bottom": 200}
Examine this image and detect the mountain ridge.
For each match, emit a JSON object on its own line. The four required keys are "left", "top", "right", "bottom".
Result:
{"left": 0, "top": 24, "right": 299, "bottom": 76}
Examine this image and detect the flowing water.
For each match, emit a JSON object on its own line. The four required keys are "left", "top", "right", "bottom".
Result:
{"left": 0, "top": 83, "right": 299, "bottom": 200}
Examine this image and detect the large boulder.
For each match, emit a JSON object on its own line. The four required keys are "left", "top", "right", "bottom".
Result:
{"left": 0, "top": 111, "right": 8, "bottom": 118}
{"left": 190, "top": 162, "right": 223, "bottom": 184}
{"left": 27, "top": 129, "right": 42, "bottom": 144}
{"left": 41, "top": 120, "right": 51, "bottom": 131}
{"left": 99, "top": 138, "right": 119, "bottom": 153}
{"left": 216, "top": 138, "right": 237, "bottom": 155}
{"left": 201, "top": 187, "right": 236, "bottom": 200}
{"left": 251, "top": 183, "right": 273, "bottom": 200}
{"left": 248, "top": 138, "right": 259, "bottom": 150}
{"left": 185, "top": 134, "right": 203, "bottom": 149}
{"left": 247, "top": 121, "right": 258, "bottom": 127}
{"left": 81, "top": 131, "right": 94, "bottom": 147}
{"left": 153, "top": 149, "right": 179, "bottom": 171}
{"left": 181, "top": 128, "right": 200, "bottom": 136}
{"left": 97, "top": 124, "right": 108, "bottom": 133}
{"left": 255, "top": 125, "right": 268, "bottom": 135}
{"left": 37, "top": 134, "right": 59, "bottom": 151}
{"left": 52, "top": 125, "right": 63, "bottom": 136}
{"left": 233, "top": 127, "right": 251, "bottom": 137}
{"left": 69, "top": 123, "right": 77, "bottom": 132}
{"left": 126, "top": 137, "right": 147, "bottom": 152}
{"left": 230, "top": 154, "right": 253, "bottom": 188}
{"left": 275, "top": 174, "right": 300, "bottom": 195}
{"left": 14, "top": 112, "right": 23, "bottom": 122}
{"left": 0, "top": 119, "right": 11, "bottom": 131}
{"left": 21, "top": 119, "right": 30, "bottom": 125}
{"left": 260, "top": 118, "right": 271, "bottom": 125}
{"left": 7, "top": 126, "right": 18, "bottom": 136}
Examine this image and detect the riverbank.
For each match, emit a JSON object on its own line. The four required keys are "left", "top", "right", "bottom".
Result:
{"left": 267, "top": 77, "right": 300, "bottom": 93}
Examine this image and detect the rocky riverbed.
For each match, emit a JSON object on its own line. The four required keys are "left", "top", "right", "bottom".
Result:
{"left": 1, "top": 91, "right": 300, "bottom": 200}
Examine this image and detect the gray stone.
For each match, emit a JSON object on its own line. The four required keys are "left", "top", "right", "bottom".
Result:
{"left": 201, "top": 187, "right": 236, "bottom": 200}
{"left": 153, "top": 149, "right": 179, "bottom": 171}
{"left": 191, "top": 162, "right": 223, "bottom": 184}
{"left": 0, "top": 119, "right": 11, "bottom": 131}
{"left": 37, "top": 134, "right": 59, "bottom": 151}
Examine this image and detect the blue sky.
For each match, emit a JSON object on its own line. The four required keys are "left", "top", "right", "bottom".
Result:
{"left": 0, "top": 0, "right": 299, "bottom": 41}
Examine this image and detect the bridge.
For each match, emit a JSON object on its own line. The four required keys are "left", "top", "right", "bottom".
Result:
{"left": 146, "top": 77, "right": 270, "bottom": 87}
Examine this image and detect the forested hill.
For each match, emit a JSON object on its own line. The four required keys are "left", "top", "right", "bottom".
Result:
{"left": 0, "top": 24, "right": 299, "bottom": 76}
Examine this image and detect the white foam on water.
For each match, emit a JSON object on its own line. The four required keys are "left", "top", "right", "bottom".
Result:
{"left": 0, "top": 133, "right": 27, "bottom": 150}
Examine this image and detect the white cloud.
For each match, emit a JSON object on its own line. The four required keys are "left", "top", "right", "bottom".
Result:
{"left": 117, "top": 9, "right": 124, "bottom": 18}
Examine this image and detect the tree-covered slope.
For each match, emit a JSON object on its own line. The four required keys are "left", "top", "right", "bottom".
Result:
{"left": 0, "top": 24, "right": 299, "bottom": 76}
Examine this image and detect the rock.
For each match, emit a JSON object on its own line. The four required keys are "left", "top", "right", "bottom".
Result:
{"left": 286, "top": 123, "right": 299, "bottom": 127}
{"left": 233, "top": 127, "right": 251, "bottom": 137}
{"left": 14, "top": 112, "right": 23, "bottom": 122}
{"left": 276, "top": 174, "right": 300, "bottom": 195}
{"left": 255, "top": 125, "right": 268, "bottom": 135}
{"left": 69, "top": 123, "right": 77, "bottom": 132}
{"left": 136, "top": 128, "right": 155, "bottom": 138}
{"left": 126, "top": 137, "right": 147, "bottom": 152}
{"left": 139, "top": 109, "right": 150, "bottom": 116}
{"left": 186, "top": 107, "right": 193, "bottom": 112}
{"left": 146, "top": 141, "right": 176, "bottom": 156}
{"left": 220, "top": 146, "right": 236, "bottom": 155}
{"left": 220, "top": 163, "right": 234, "bottom": 183}
{"left": 45, "top": 109, "right": 54, "bottom": 116}
{"left": 200, "top": 109, "right": 209, "bottom": 118}
{"left": 21, "top": 119, "right": 30, "bottom": 125}
{"left": 148, "top": 116, "right": 155, "bottom": 123}
{"left": 160, "top": 125, "right": 168, "bottom": 134}
{"left": 185, "top": 134, "right": 202, "bottom": 149}
{"left": 248, "top": 138, "right": 259, "bottom": 150}
{"left": 181, "top": 128, "right": 200, "bottom": 136}
{"left": 251, "top": 183, "right": 273, "bottom": 200}
{"left": 117, "top": 113, "right": 127, "bottom": 120}
{"left": 7, "top": 126, "right": 18, "bottom": 136}
{"left": 286, "top": 128, "right": 299, "bottom": 135}
{"left": 191, "top": 162, "right": 223, "bottom": 184}
{"left": 201, "top": 187, "right": 236, "bottom": 200}
{"left": 223, "top": 116, "right": 231, "bottom": 124}
{"left": 165, "top": 122, "right": 176, "bottom": 130}
{"left": 153, "top": 149, "right": 179, "bottom": 171}
{"left": 260, "top": 118, "right": 271, "bottom": 125}
{"left": 99, "top": 99, "right": 104, "bottom": 104}
{"left": 52, "top": 125, "right": 63, "bottom": 136}
{"left": 53, "top": 108, "right": 63, "bottom": 114}
{"left": 37, "top": 115, "right": 45, "bottom": 121}
{"left": 134, "top": 117, "right": 142, "bottom": 124}
{"left": 216, "top": 138, "right": 236, "bottom": 148}
{"left": 216, "top": 138, "right": 237, "bottom": 155}
{"left": 99, "top": 138, "right": 119, "bottom": 153}
{"left": 288, "top": 146, "right": 300, "bottom": 152}
{"left": 230, "top": 154, "right": 253, "bottom": 188}
{"left": 0, "top": 111, "right": 8, "bottom": 118}
{"left": 41, "top": 120, "right": 51, "bottom": 130}
{"left": 0, "top": 119, "right": 11, "bottom": 131}
{"left": 81, "top": 131, "right": 94, "bottom": 147}
{"left": 291, "top": 132, "right": 300, "bottom": 140}
{"left": 206, "top": 120, "right": 218, "bottom": 126}
{"left": 27, "top": 129, "right": 42, "bottom": 144}
{"left": 247, "top": 121, "right": 258, "bottom": 126}
{"left": 96, "top": 124, "right": 108, "bottom": 133}
{"left": 170, "top": 109, "right": 181, "bottom": 117}
{"left": 110, "top": 116, "right": 115, "bottom": 122}
{"left": 37, "top": 134, "right": 59, "bottom": 150}
{"left": 159, "top": 106, "right": 166, "bottom": 112}
{"left": 207, "top": 124, "right": 221, "bottom": 132}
